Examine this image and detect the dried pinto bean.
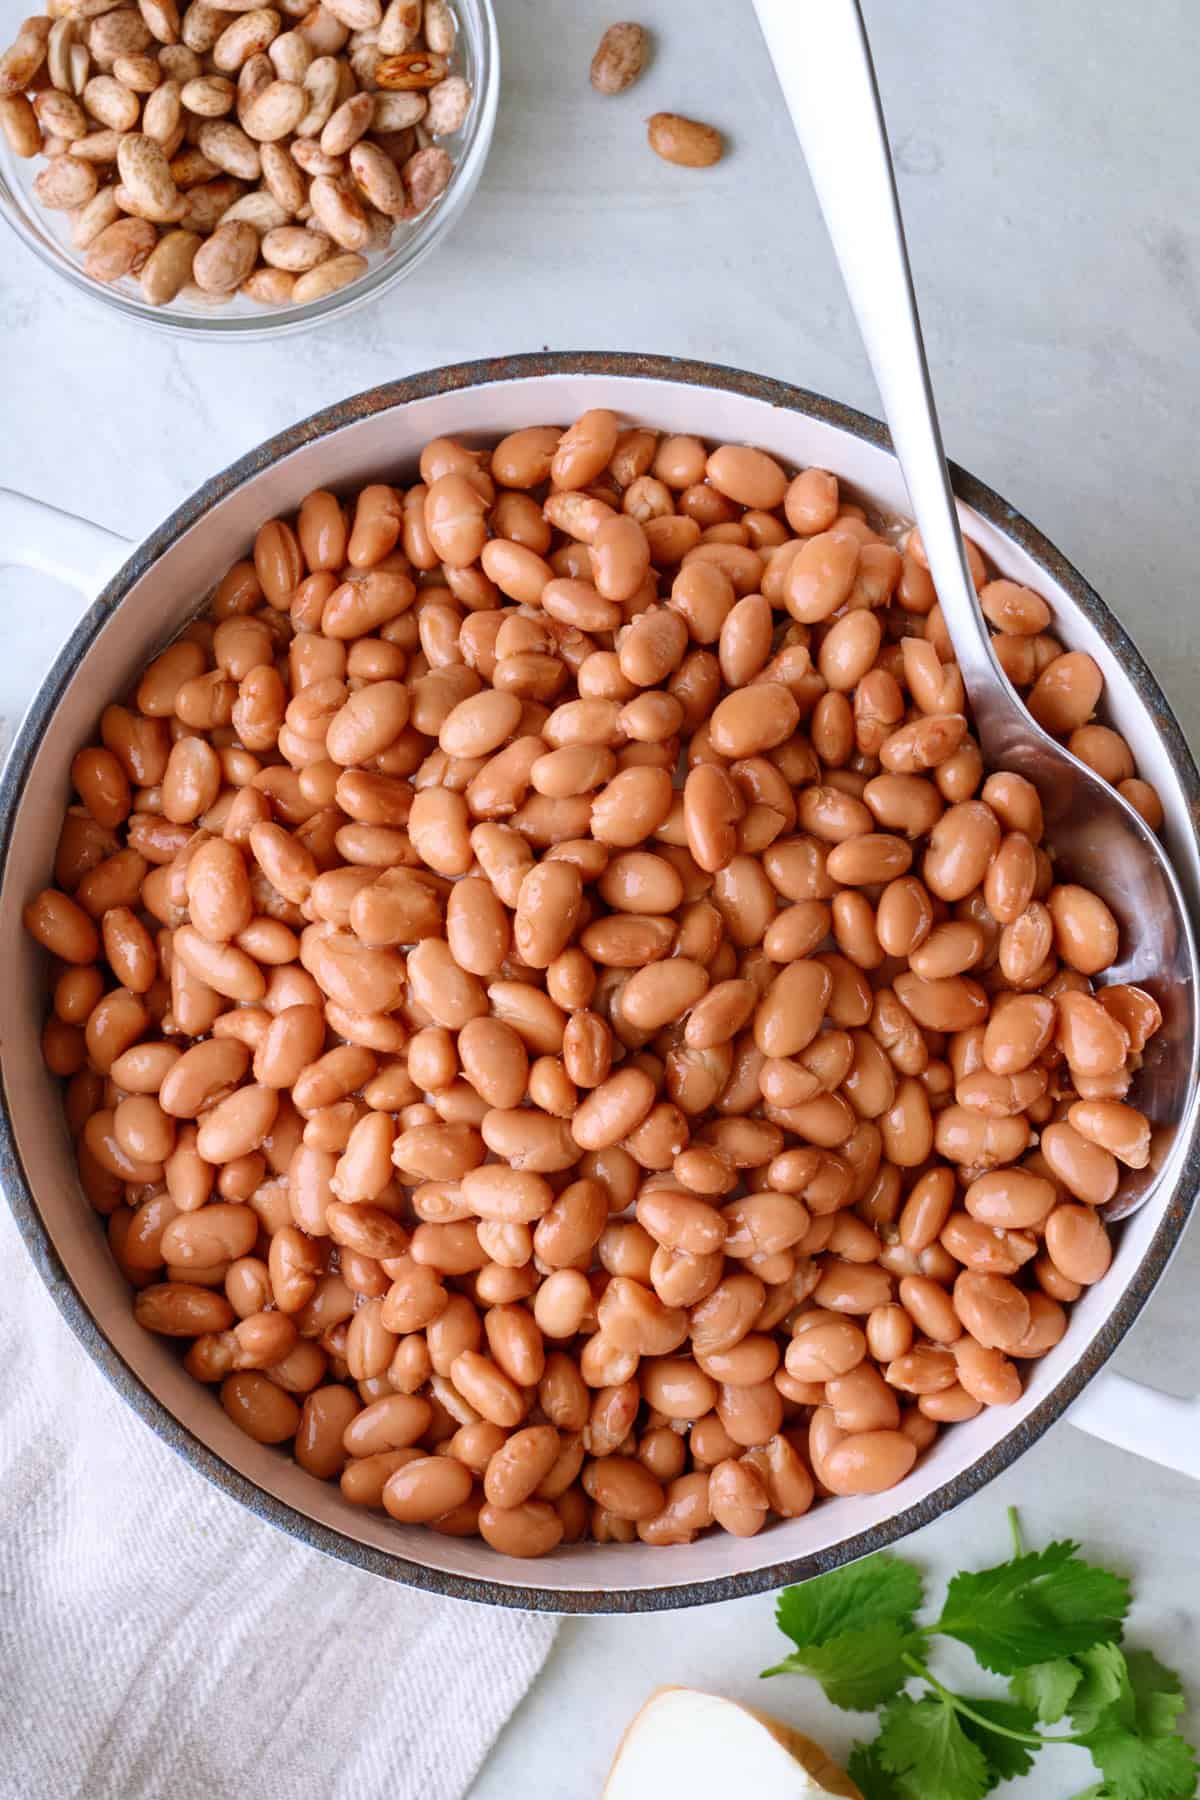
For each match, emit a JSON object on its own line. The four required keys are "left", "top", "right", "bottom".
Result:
{"left": 4, "top": 0, "right": 474, "bottom": 313}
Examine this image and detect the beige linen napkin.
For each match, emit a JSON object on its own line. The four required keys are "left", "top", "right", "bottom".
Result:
{"left": 0, "top": 1203, "right": 557, "bottom": 1800}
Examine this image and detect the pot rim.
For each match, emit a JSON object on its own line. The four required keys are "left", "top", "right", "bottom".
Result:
{"left": 4, "top": 349, "right": 1198, "bottom": 1614}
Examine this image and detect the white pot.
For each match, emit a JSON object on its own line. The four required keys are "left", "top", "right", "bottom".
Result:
{"left": 2, "top": 354, "right": 1197, "bottom": 1612}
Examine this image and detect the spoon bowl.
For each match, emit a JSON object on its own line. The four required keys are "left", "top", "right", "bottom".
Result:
{"left": 995, "top": 723, "right": 1196, "bottom": 1222}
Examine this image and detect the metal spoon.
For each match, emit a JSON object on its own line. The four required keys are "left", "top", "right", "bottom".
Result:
{"left": 753, "top": 0, "right": 1197, "bottom": 1219}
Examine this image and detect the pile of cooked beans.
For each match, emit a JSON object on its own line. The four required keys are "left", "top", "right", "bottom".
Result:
{"left": 25, "top": 411, "right": 1167, "bottom": 1559}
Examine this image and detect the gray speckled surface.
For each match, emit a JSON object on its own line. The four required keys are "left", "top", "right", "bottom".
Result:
{"left": 1, "top": 0, "right": 1198, "bottom": 1793}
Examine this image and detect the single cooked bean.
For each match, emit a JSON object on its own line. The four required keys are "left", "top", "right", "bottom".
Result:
{"left": 1047, "top": 883, "right": 1120, "bottom": 974}
{"left": 478, "top": 1499, "right": 564, "bottom": 1558}
{"left": 1039, "top": 1120, "right": 1119, "bottom": 1205}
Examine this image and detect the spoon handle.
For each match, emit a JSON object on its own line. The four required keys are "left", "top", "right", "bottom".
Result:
{"left": 752, "top": 0, "right": 1002, "bottom": 712}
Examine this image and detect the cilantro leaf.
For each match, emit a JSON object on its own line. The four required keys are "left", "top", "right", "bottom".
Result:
{"left": 875, "top": 1694, "right": 993, "bottom": 1800}
{"left": 1125, "top": 1650, "right": 1189, "bottom": 1741}
{"left": 1078, "top": 1716, "right": 1198, "bottom": 1800}
{"left": 775, "top": 1555, "right": 924, "bottom": 1651}
{"left": 1011, "top": 1658, "right": 1083, "bottom": 1724}
{"left": 1070, "top": 1644, "right": 1133, "bottom": 1735}
{"left": 846, "top": 1740, "right": 905, "bottom": 1800}
{"left": 764, "top": 1622, "right": 923, "bottom": 1710}
{"left": 957, "top": 1698, "right": 1040, "bottom": 1787}
{"left": 766, "top": 1557, "right": 926, "bottom": 1705}
{"left": 935, "top": 1541, "right": 1131, "bottom": 1673}
{"left": 1071, "top": 1646, "right": 1198, "bottom": 1800}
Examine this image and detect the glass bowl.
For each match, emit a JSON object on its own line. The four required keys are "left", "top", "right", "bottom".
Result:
{"left": 0, "top": 0, "right": 498, "bottom": 338}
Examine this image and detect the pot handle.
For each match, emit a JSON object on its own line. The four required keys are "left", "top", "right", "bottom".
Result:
{"left": 0, "top": 487, "right": 130, "bottom": 597}
{"left": 1069, "top": 1369, "right": 1200, "bottom": 1479}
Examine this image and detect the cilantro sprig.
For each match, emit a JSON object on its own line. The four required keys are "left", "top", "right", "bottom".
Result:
{"left": 763, "top": 1510, "right": 1196, "bottom": 1800}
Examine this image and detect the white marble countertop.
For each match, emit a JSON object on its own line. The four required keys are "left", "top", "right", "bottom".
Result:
{"left": 2, "top": 0, "right": 1198, "bottom": 1794}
